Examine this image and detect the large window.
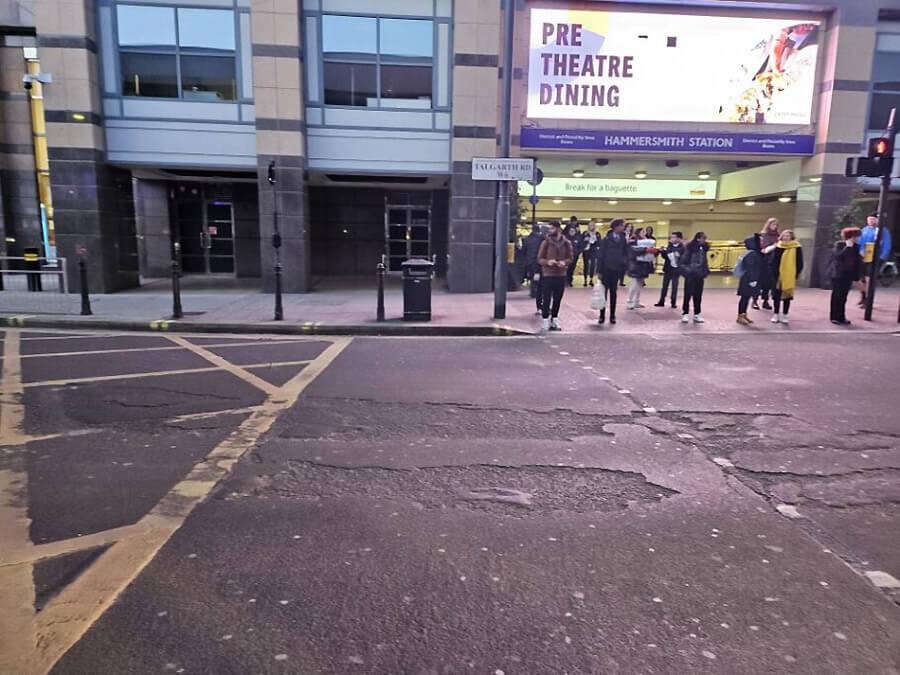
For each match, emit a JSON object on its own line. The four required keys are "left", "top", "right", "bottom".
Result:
{"left": 117, "top": 5, "right": 237, "bottom": 101}
{"left": 869, "top": 33, "right": 900, "bottom": 130}
{"left": 321, "top": 15, "right": 433, "bottom": 109}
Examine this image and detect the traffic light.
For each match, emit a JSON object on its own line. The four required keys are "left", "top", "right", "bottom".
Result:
{"left": 869, "top": 136, "right": 891, "bottom": 159}
{"left": 846, "top": 137, "right": 895, "bottom": 178}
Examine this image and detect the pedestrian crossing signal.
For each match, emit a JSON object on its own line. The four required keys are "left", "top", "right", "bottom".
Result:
{"left": 869, "top": 137, "right": 891, "bottom": 158}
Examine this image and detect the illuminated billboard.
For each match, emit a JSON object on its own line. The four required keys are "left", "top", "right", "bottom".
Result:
{"left": 528, "top": 9, "right": 821, "bottom": 125}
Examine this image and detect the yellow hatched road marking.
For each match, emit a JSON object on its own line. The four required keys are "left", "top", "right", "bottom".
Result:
{"left": 10, "top": 359, "right": 312, "bottom": 391}
{"left": 19, "top": 338, "right": 320, "bottom": 359}
{"left": 0, "top": 330, "right": 351, "bottom": 674}
{"left": 30, "top": 336, "right": 351, "bottom": 673}
{"left": 166, "top": 335, "right": 279, "bottom": 397}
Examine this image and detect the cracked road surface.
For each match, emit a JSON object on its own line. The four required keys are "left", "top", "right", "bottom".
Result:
{"left": 1, "top": 329, "right": 899, "bottom": 673}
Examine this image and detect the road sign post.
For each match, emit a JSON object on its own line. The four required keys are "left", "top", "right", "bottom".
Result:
{"left": 472, "top": 156, "right": 535, "bottom": 320}
{"left": 865, "top": 109, "right": 896, "bottom": 321}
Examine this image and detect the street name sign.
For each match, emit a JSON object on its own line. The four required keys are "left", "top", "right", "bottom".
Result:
{"left": 472, "top": 157, "right": 535, "bottom": 181}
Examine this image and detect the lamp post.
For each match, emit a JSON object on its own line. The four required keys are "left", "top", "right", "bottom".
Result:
{"left": 493, "top": 0, "right": 516, "bottom": 320}
{"left": 268, "top": 160, "right": 284, "bottom": 321}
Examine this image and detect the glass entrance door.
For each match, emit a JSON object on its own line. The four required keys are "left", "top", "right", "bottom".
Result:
{"left": 385, "top": 202, "right": 431, "bottom": 272}
{"left": 173, "top": 184, "right": 236, "bottom": 275}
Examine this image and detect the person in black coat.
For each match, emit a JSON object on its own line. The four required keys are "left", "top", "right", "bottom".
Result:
{"left": 736, "top": 234, "right": 764, "bottom": 325}
{"left": 679, "top": 232, "right": 710, "bottom": 323}
{"left": 830, "top": 227, "right": 863, "bottom": 325}
{"left": 564, "top": 220, "right": 582, "bottom": 287}
{"left": 521, "top": 224, "right": 544, "bottom": 313}
{"left": 596, "top": 219, "right": 630, "bottom": 325}
{"left": 654, "top": 231, "right": 685, "bottom": 308}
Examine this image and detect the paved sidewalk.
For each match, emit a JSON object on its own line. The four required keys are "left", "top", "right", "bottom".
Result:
{"left": 1, "top": 279, "right": 898, "bottom": 335}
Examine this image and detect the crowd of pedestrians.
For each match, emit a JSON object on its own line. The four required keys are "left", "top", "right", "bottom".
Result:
{"left": 521, "top": 213, "right": 893, "bottom": 332}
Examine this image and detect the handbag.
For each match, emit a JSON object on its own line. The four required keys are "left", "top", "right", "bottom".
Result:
{"left": 590, "top": 283, "right": 606, "bottom": 311}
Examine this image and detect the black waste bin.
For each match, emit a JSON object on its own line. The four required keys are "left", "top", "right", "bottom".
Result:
{"left": 24, "top": 247, "right": 42, "bottom": 291}
{"left": 401, "top": 258, "right": 434, "bottom": 321}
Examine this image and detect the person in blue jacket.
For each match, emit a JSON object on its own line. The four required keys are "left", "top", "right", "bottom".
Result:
{"left": 858, "top": 212, "right": 893, "bottom": 307}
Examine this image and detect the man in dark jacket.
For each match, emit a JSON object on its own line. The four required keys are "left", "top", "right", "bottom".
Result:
{"left": 537, "top": 221, "right": 574, "bottom": 332}
{"left": 596, "top": 219, "right": 630, "bottom": 325}
{"left": 521, "top": 224, "right": 544, "bottom": 313}
{"left": 654, "top": 231, "right": 685, "bottom": 308}
{"left": 680, "top": 232, "right": 710, "bottom": 323}
{"left": 831, "top": 227, "right": 863, "bottom": 325}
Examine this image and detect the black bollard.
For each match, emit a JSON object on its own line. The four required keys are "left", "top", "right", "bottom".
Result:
{"left": 78, "top": 257, "right": 92, "bottom": 315}
{"left": 376, "top": 261, "right": 386, "bottom": 322}
{"left": 171, "top": 244, "right": 183, "bottom": 320}
{"left": 273, "top": 233, "right": 283, "bottom": 321}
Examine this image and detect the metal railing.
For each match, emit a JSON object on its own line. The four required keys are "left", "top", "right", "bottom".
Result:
{"left": 0, "top": 256, "right": 78, "bottom": 314}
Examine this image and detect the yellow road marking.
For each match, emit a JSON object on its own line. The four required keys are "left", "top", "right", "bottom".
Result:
{"left": 31, "top": 337, "right": 351, "bottom": 673}
{"left": 166, "top": 335, "right": 279, "bottom": 397}
{"left": 19, "top": 339, "right": 320, "bottom": 359}
{"left": 9, "top": 359, "right": 312, "bottom": 391}
{"left": 0, "top": 522, "right": 146, "bottom": 567}
{"left": 0, "top": 330, "right": 38, "bottom": 673}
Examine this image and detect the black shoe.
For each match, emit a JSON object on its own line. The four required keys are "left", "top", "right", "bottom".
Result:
{"left": 840, "top": 319, "right": 851, "bottom": 326}
{"left": 598, "top": 309, "right": 605, "bottom": 325}
{"left": 654, "top": 301, "right": 665, "bottom": 307}
{"left": 671, "top": 303, "right": 677, "bottom": 309}
{"left": 610, "top": 315, "right": 617, "bottom": 324}
{"left": 751, "top": 301, "right": 760, "bottom": 310}
{"left": 762, "top": 302, "right": 772, "bottom": 310}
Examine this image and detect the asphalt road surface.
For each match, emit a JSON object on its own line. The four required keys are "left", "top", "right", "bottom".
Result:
{"left": 1, "top": 328, "right": 899, "bottom": 674}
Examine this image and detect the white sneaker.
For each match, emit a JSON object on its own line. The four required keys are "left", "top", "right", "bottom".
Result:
{"left": 771, "top": 314, "right": 781, "bottom": 323}
{"left": 626, "top": 303, "right": 635, "bottom": 310}
{"left": 693, "top": 314, "right": 705, "bottom": 324}
{"left": 681, "top": 314, "right": 690, "bottom": 324}
{"left": 780, "top": 315, "right": 790, "bottom": 324}
{"left": 541, "top": 318, "right": 550, "bottom": 333}
{"left": 550, "top": 317, "right": 562, "bottom": 331}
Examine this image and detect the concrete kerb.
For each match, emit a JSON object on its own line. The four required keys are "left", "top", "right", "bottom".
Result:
{"left": 0, "top": 315, "right": 533, "bottom": 337}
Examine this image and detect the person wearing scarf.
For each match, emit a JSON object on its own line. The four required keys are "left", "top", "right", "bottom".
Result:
{"left": 764, "top": 230, "right": 803, "bottom": 324}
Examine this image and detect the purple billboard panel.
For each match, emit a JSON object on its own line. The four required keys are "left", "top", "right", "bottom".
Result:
{"left": 520, "top": 128, "right": 816, "bottom": 155}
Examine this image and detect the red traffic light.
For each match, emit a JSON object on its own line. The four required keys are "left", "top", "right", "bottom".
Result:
{"left": 869, "top": 137, "right": 891, "bottom": 158}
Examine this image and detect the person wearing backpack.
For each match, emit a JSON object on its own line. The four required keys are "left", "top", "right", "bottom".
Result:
{"left": 654, "top": 231, "right": 684, "bottom": 308}
{"left": 735, "top": 233, "right": 764, "bottom": 326}
{"left": 680, "top": 232, "right": 710, "bottom": 324}
{"left": 830, "top": 227, "right": 863, "bottom": 326}
{"left": 764, "top": 229, "right": 803, "bottom": 324}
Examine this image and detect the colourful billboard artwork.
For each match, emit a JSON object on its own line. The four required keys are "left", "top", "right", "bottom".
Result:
{"left": 520, "top": 128, "right": 816, "bottom": 155}
{"left": 528, "top": 8, "right": 821, "bottom": 125}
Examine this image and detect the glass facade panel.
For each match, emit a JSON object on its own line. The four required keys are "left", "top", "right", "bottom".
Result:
{"left": 120, "top": 52, "right": 178, "bottom": 97}
{"left": 323, "top": 61, "right": 377, "bottom": 106}
{"left": 380, "top": 19, "right": 433, "bottom": 58}
{"left": 181, "top": 55, "right": 237, "bottom": 100}
{"left": 117, "top": 5, "right": 175, "bottom": 49}
{"left": 322, "top": 15, "right": 376, "bottom": 57}
{"left": 178, "top": 8, "right": 235, "bottom": 51}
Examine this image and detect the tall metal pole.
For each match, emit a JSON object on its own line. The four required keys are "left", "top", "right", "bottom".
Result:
{"left": 493, "top": 0, "right": 516, "bottom": 320}
{"left": 268, "top": 161, "right": 284, "bottom": 321}
{"left": 864, "top": 107, "right": 896, "bottom": 322}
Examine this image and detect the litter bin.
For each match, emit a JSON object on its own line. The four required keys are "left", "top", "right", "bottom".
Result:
{"left": 401, "top": 258, "right": 434, "bottom": 321}
{"left": 23, "top": 247, "right": 42, "bottom": 291}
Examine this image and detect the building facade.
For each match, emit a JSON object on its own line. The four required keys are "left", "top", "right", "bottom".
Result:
{"left": 1, "top": 0, "right": 899, "bottom": 293}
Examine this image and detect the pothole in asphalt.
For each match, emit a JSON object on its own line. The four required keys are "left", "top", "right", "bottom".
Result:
{"left": 239, "top": 462, "right": 677, "bottom": 517}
